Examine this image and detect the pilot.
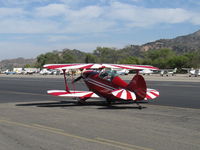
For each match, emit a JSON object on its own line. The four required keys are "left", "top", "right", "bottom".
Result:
{"left": 100, "top": 70, "right": 108, "bottom": 78}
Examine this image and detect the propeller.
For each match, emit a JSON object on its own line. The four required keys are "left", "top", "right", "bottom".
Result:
{"left": 72, "top": 76, "right": 83, "bottom": 83}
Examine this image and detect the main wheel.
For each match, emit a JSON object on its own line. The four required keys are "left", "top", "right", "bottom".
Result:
{"left": 138, "top": 105, "right": 142, "bottom": 110}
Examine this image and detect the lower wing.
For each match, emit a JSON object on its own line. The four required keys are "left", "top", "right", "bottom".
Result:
{"left": 47, "top": 90, "right": 99, "bottom": 98}
{"left": 47, "top": 88, "right": 159, "bottom": 101}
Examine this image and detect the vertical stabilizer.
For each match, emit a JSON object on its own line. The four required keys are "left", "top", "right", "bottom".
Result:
{"left": 127, "top": 74, "right": 147, "bottom": 100}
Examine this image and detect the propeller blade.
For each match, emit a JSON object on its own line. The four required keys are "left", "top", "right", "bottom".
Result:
{"left": 72, "top": 76, "right": 82, "bottom": 83}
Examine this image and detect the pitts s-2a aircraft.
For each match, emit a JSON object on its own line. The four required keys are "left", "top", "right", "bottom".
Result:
{"left": 44, "top": 64, "right": 160, "bottom": 109}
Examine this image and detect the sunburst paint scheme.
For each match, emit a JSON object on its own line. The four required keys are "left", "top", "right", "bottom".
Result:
{"left": 44, "top": 63, "right": 160, "bottom": 104}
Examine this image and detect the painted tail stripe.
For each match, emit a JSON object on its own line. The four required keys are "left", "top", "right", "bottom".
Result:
{"left": 111, "top": 89, "right": 136, "bottom": 100}
{"left": 116, "top": 90, "right": 123, "bottom": 98}
{"left": 121, "top": 90, "right": 127, "bottom": 100}
{"left": 145, "top": 88, "right": 159, "bottom": 100}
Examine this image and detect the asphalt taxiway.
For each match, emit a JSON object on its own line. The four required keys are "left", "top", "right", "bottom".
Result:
{"left": 0, "top": 76, "right": 199, "bottom": 109}
{"left": 0, "top": 76, "right": 199, "bottom": 150}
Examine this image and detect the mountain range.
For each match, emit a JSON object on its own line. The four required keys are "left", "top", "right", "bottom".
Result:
{"left": 1, "top": 29, "right": 200, "bottom": 69}
{"left": 0, "top": 57, "right": 36, "bottom": 70}
{"left": 139, "top": 30, "right": 200, "bottom": 53}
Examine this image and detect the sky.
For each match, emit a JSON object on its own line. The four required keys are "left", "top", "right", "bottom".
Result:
{"left": 0, "top": 0, "right": 200, "bottom": 60}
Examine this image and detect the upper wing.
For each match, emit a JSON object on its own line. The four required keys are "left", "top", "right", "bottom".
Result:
{"left": 43, "top": 63, "right": 159, "bottom": 70}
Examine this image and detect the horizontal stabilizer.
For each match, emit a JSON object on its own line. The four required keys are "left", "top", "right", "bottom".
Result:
{"left": 111, "top": 89, "right": 136, "bottom": 100}
{"left": 47, "top": 90, "right": 99, "bottom": 98}
{"left": 145, "top": 88, "right": 159, "bottom": 100}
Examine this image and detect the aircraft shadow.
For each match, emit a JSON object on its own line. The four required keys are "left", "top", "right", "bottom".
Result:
{"left": 98, "top": 105, "right": 147, "bottom": 110}
{"left": 16, "top": 100, "right": 147, "bottom": 110}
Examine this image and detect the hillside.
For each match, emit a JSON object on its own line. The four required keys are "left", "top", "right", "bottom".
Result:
{"left": 1, "top": 29, "right": 200, "bottom": 69}
{"left": 0, "top": 57, "right": 36, "bottom": 70}
{"left": 139, "top": 30, "right": 200, "bottom": 53}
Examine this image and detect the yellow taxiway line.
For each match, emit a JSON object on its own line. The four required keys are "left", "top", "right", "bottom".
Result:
{"left": 96, "top": 138, "right": 153, "bottom": 150}
{"left": 0, "top": 119, "right": 153, "bottom": 150}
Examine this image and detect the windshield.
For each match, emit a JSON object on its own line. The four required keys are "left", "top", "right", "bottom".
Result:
{"left": 99, "top": 70, "right": 118, "bottom": 81}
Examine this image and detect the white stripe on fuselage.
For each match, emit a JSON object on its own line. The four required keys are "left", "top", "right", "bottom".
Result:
{"left": 85, "top": 78, "right": 116, "bottom": 91}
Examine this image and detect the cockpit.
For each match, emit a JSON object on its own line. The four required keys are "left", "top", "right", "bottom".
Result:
{"left": 99, "top": 70, "right": 118, "bottom": 81}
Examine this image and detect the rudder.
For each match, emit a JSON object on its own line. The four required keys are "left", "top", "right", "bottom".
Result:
{"left": 127, "top": 74, "right": 147, "bottom": 100}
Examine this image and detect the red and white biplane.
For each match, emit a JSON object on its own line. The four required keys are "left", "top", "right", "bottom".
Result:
{"left": 44, "top": 64, "right": 160, "bottom": 109}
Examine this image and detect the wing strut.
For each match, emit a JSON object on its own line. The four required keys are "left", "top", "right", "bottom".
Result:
{"left": 62, "top": 69, "right": 70, "bottom": 92}
{"left": 136, "top": 70, "right": 139, "bottom": 75}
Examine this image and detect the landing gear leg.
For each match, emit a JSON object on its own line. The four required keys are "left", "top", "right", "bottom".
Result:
{"left": 76, "top": 98, "right": 88, "bottom": 105}
{"left": 106, "top": 99, "right": 112, "bottom": 106}
{"left": 136, "top": 103, "right": 142, "bottom": 110}
{"left": 77, "top": 99, "right": 85, "bottom": 105}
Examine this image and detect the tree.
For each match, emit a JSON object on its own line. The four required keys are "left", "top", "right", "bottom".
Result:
{"left": 60, "top": 53, "right": 76, "bottom": 63}
{"left": 167, "top": 55, "right": 189, "bottom": 69}
{"left": 36, "top": 52, "right": 60, "bottom": 68}
{"left": 24, "top": 64, "right": 31, "bottom": 68}
{"left": 93, "top": 47, "right": 120, "bottom": 63}
{"left": 143, "top": 48, "right": 176, "bottom": 68}
{"left": 85, "top": 54, "right": 97, "bottom": 63}
{"left": 184, "top": 51, "right": 200, "bottom": 68}
{"left": 119, "top": 56, "right": 141, "bottom": 64}
{"left": 144, "top": 48, "right": 175, "bottom": 60}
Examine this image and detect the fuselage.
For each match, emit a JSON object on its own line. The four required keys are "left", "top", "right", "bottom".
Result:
{"left": 82, "top": 70, "right": 128, "bottom": 100}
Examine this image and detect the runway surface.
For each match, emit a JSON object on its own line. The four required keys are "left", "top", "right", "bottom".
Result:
{"left": 0, "top": 76, "right": 199, "bottom": 150}
{"left": 0, "top": 76, "right": 199, "bottom": 109}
